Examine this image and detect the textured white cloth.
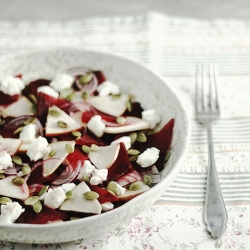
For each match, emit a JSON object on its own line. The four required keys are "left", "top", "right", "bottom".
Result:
{"left": 1, "top": 12, "right": 250, "bottom": 250}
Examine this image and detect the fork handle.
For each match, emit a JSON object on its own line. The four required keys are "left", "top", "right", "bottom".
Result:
{"left": 204, "top": 125, "right": 228, "bottom": 238}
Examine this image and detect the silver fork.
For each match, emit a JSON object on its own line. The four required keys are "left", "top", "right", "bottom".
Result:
{"left": 196, "top": 63, "right": 228, "bottom": 238}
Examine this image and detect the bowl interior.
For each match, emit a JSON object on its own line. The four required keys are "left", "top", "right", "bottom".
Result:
{"left": 0, "top": 48, "right": 190, "bottom": 243}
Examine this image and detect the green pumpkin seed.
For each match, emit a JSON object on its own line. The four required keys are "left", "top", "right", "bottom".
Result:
{"left": 90, "top": 144, "right": 99, "bottom": 152}
{"left": 66, "top": 92, "right": 75, "bottom": 101}
{"left": 23, "top": 117, "right": 36, "bottom": 125}
{"left": 107, "top": 181, "right": 117, "bottom": 195}
{"left": 116, "top": 116, "right": 126, "bottom": 125}
{"left": 127, "top": 149, "right": 140, "bottom": 155}
{"left": 83, "top": 175, "right": 90, "bottom": 183}
{"left": 111, "top": 94, "right": 121, "bottom": 99}
{"left": 164, "top": 152, "right": 171, "bottom": 163}
{"left": 136, "top": 132, "right": 147, "bottom": 142}
{"left": 13, "top": 126, "right": 24, "bottom": 135}
{"left": 129, "top": 155, "right": 138, "bottom": 162}
{"left": 32, "top": 104, "right": 37, "bottom": 113}
{"left": 24, "top": 196, "right": 40, "bottom": 206}
{"left": 38, "top": 186, "right": 49, "bottom": 196}
{"left": 66, "top": 191, "right": 74, "bottom": 199}
{"left": 82, "top": 145, "right": 91, "bottom": 154}
{"left": 70, "top": 216, "right": 81, "bottom": 220}
{"left": 82, "top": 91, "right": 89, "bottom": 100}
{"left": 0, "top": 197, "right": 12, "bottom": 204}
{"left": 72, "top": 131, "right": 81, "bottom": 137}
{"left": 0, "top": 110, "right": 8, "bottom": 118}
{"left": 12, "top": 156, "right": 22, "bottom": 165}
{"left": 143, "top": 175, "right": 152, "bottom": 186}
{"left": 12, "top": 177, "right": 25, "bottom": 186}
{"left": 65, "top": 143, "right": 74, "bottom": 154}
{"left": 33, "top": 200, "right": 42, "bottom": 214}
{"left": 128, "top": 181, "right": 142, "bottom": 191}
{"left": 79, "top": 74, "right": 93, "bottom": 85}
{"left": 22, "top": 164, "right": 31, "bottom": 175}
{"left": 49, "top": 149, "right": 57, "bottom": 157}
{"left": 0, "top": 174, "right": 5, "bottom": 179}
{"left": 49, "top": 109, "right": 61, "bottom": 117}
{"left": 126, "top": 100, "right": 132, "bottom": 112}
{"left": 129, "top": 132, "right": 137, "bottom": 145}
{"left": 0, "top": 120, "right": 5, "bottom": 126}
{"left": 57, "top": 121, "right": 68, "bottom": 128}
{"left": 29, "top": 94, "right": 37, "bottom": 104}
{"left": 83, "top": 191, "right": 99, "bottom": 200}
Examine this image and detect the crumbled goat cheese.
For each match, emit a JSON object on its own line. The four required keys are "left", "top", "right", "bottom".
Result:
{"left": 136, "top": 147, "right": 160, "bottom": 168}
{"left": 50, "top": 73, "right": 75, "bottom": 92}
{"left": 0, "top": 151, "right": 13, "bottom": 170}
{"left": 142, "top": 109, "right": 161, "bottom": 129}
{"left": 44, "top": 187, "right": 66, "bottom": 209}
{"left": 111, "top": 136, "right": 131, "bottom": 150}
{"left": 87, "top": 115, "right": 106, "bottom": 137}
{"left": 97, "top": 80, "right": 120, "bottom": 96}
{"left": 37, "top": 85, "right": 59, "bottom": 98}
{"left": 77, "top": 160, "right": 96, "bottom": 180}
{"left": 19, "top": 123, "right": 36, "bottom": 143}
{"left": 26, "top": 136, "right": 50, "bottom": 161}
{"left": 101, "top": 202, "right": 114, "bottom": 212}
{"left": 90, "top": 169, "right": 108, "bottom": 185}
{"left": 0, "top": 202, "right": 24, "bottom": 224}
{"left": 111, "top": 181, "right": 126, "bottom": 196}
{"left": 61, "top": 183, "right": 76, "bottom": 193}
{"left": 0, "top": 76, "right": 25, "bottom": 95}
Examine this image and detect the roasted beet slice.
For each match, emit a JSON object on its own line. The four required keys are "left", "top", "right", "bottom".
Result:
{"left": 89, "top": 185, "right": 119, "bottom": 204}
{"left": 17, "top": 205, "right": 68, "bottom": 224}
{"left": 0, "top": 92, "right": 19, "bottom": 105}
{"left": 29, "top": 79, "right": 50, "bottom": 96}
{"left": 106, "top": 142, "right": 132, "bottom": 182}
{"left": 93, "top": 70, "right": 106, "bottom": 85}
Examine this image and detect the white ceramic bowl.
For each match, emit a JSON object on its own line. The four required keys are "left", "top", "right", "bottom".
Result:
{"left": 0, "top": 48, "right": 190, "bottom": 243}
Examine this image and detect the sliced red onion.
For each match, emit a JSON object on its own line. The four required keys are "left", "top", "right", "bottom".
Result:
{"left": 140, "top": 165, "right": 161, "bottom": 184}
{"left": 29, "top": 183, "right": 45, "bottom": 196}
{"left": 4, "top": 166, "right": 18, "bottom": 175}
{"left": 117, "top": 170, "right": 142, "bottom": 186}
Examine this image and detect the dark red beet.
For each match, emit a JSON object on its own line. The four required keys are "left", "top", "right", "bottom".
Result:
{"left": 89, "top": 185, "right": 119, "bottom": 204}
{"left": 29, "top": 79, "right": 50, "bottom": 96}
{"left": 0, "top": 91, "right": 19, "bottom": 105}
{"left": 124, "top": 102, "right": 144, "bottom": 118}
{"left": 17, "top": 205, "right": 68, "bottom": 224}
{"left": 93, "top": 70, "right": 106, "bottom": 85}
{"left": 76, "top": 133, "right": 107, "bottom": 147}
{"left": 106, "top": 142, "right": 133, "bottom": 182}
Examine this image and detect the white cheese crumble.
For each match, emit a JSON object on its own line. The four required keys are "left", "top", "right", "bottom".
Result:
{"left": 111, "top": 181, "right": 126, "bottom": 196}
{"left": 0, "top": 202, "right": 24, "bottom": 224}
{"left": 77, "top": 160, "right": 96, "bottom": 180}
{"left": 44, "top": 187, "right": 66, "bottom": 209}
{"left": 90, "top": 169, "right": 108, "bottom": 185}
{"left": 61, "top": 183, "right": 76, "bottom": 193}
{"left": 101, "top": 202, "right": 114, "bottom": 212}
{"left": 0, "top": 151, "right": 13, "bottom": 170}
{"left": 97, "top": 80, "right": 120, "bottom": 96}
{"left": 50, "top": 73, "right": 75, "bottom": 92}
{"left": 142, "top": 109, "right": 161, "bottom": 129}
{"left": 37, "top": 85, "right": 59, "bottom": 98}
{"left": 111, "top": 136, "right": 131, "bottom": 150}
{"left": 19, "top": 123, "right": 36, "bottom": 143}
{"left": 87, "top": 115, "right": 106, "bottom": 138}
{"left": 26, "top": 136, "right": 50, "bottom": 161}
{"left": 0, "top": 76, "right": 25, "bottom": 96}
{"left": 136, "top": 147, "right": 160, "bottom": 168}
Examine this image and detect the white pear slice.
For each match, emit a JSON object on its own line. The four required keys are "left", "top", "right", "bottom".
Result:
{"left": 46, "top": 105, "right": 82, "bottom": 136}
{"left": 0, "top": 138, "right": 22, "bottom": 155}
{"left": 42, "top": 140, "right": 75, "bottom": 177}
{"left": 86, "top": 94, "right": 129, "bottom": 117}
{"left": 0, "top": 175, "right": 29, "bottom": 200}
{"left": 70, "top": 111, "right": 86, "bottom": 126}
{"left": 60, "top": 181, "right": 102, "bottom": 214}
{"left": 117, "top": 181, "right": 150, "bottom": 201}
{"left": 88, "top": 143, "right": 120, "bottom": 170}
{"left": 18, "top": 142, "right": 30, "bottom": 153}
{"left": 104, "top": 116, "right": 149, "bottom": 134}
{"left": 4, "top": 96, "right": 34, "bottom": 117}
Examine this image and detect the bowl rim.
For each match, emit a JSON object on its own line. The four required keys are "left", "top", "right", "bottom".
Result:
{"left": 0, "top": 47, "right": 191, "bottom": 230}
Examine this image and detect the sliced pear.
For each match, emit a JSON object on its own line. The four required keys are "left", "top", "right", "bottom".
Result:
{"left": 42, "top": 141, "right": 75, "bottom": 177}
{"left": 45, "top": 105, "right": 82, "bottom": 136}
{"left": 0, "top": 176, "right": 29, "bottom": 200}
{"left": 104, "top": 116, "right": 149, "bottom": 134}
{"left": 88, "top": 143, "right": 120, "bottom": 170}
{"left": 0, "top": 138, "right": 22, "bottom": 155}
{"left": 18, "top": 142, "right": 30, "bottom": 153}
{"left": 86, "top": 94, "right": 129, "bottom": 117}
{"left": 117, "top": 181, "right": 150, "bottom": 201}
{"left": 4, "top": 96, "right": 34, "bottom": 117}
{"left": 60, "top": 181, "right": 102, "bottom": 214}
{"left": 69, "top": 111, "right": 86, "bottom": 126}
